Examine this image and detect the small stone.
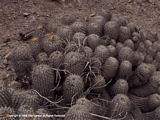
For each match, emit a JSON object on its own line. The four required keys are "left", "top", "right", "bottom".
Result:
{"left": 23, "top": 13, "right": 30, "bottom": 17}
{"left": 90, "top": 12, "right": 96, "bottom": 17}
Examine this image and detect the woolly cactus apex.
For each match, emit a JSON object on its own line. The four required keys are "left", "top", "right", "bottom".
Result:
{"left": 153, "top": 41, "right": 160, "bottom": 52}
{"left": 128, "top": 93, "right": 160, "bottom": 113}
{"left": 147, "top": 46, "right": 157, "bottom": 57}
{"left": 118, "top": 47, "right": 134, "bottom": 63}
{"left": 104, "top": 21, "right": 119, "bottom": 40}
{"left": 63, "top": 74, "right": 84, "bottom": 104}
{"left": 103, "top": 57, "right": 119, "bottom": 82}
{"left": 64, "top": 51, "right": 85, "bottom": 75}
{"left": 87, "top": 34, "right": 100, "bottom": 50}
{"left": 130, "top": 71, "right": 160, "bottom": 97}
{"left": 89, "top": 15, "right": 106, "bottom": 27}
{"left": 97, "top": 9, "right": 112, "bottom": 22}
{"left": 18, "top": 105, "right": 35, "bottom": 120}
{"left": 117, "top": 60, "right": 132, "bottom": 80}
{"left": 59, "top": 13, "right": 76, "bottom": 25}
{"left": 71, "top": 21, "right": 87, "bottom": 34}
{"left": 31, "top": 64, "right": 55, "bottom": 98}
{"left": 29, "top": 36, "right": 42, "bottom": 58}
{"left": 118, "top": 26, "right": 131, "bottom": 43}
{"left": 91, "top": 75, "right": 106, "bottom": 93}
{"left": 35, "top": 108, "right": 54, "bottom": 120}
{"left": 7, "top": 80, "right": 22, "bottom": 94}
{"left": 144, "top": 55, "right": 153, "bottom": 63}
{"left": 143, "top": 106, "right": 160, "bottom": 120}
{"left": 109, "top": 79, "right": 129, "bottom": 97}
{"left": 57, "top": 25, "right": 73, "bottom": 41}
{"left": 128, "top": 63, "right": 153, "bottom": 88}
{"left": 109, "top": 94, "right": 131, "bottom": 119}
{"left": 36, "top": 52, "right": 48, "bottom": 64}
{"left": 124, "top": 39, "right": 134, "bottom": 50}
{"left": 42, "top": 33, "right": 63, "bottom": 55}
{"left": 49, "top": 51, "right": 64, "bottom": 69}
{"left": 0, "top": 81, "right": 12, "bottom": 107}
{"left": 65, "top": 104, "right": 96, "bottom": 120}
{"left": 144, "top": 40, "right": 152, "bottom": 48}
{"left": 94, "top": 45, "right": 109, "bottom": 63}
{"left": 0, "top": 107, "right": 16, "bottom": 120}
{"left": 72, "top": 32, "right": 86, "bottom": 46}
{"left": 107, "top": 45, "right": 117, "bottom": 57}
{"left": 115, "top": 42, "right": 124, "bottom": 54}
{"left": 87, "top": 22, "right": 103, "bottom": 36}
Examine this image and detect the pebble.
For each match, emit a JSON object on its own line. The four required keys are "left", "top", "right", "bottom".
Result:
{"left": 23, "top": 13, "right": 30, "bottom": 17}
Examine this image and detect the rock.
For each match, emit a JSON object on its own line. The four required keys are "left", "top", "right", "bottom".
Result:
{"left": 23, "top": 13, "right": 30, "bottom": 17}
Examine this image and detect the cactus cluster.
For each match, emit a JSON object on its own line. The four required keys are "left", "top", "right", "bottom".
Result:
{"left": 3, "top": 9, "right": 160, "bottom": 120}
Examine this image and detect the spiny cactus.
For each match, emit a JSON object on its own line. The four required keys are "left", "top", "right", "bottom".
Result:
{"left": 49, "top": 51, "right": 64, "bottom": 69}
{"left": 42, "top": 34, "right": 63, "bottom": 55}
{"left": 86, "top": 34, "right": 100, "bottom": 50}
{"left": 0, "top": 80, "right": 12, "bottom": 108}
{"left": 63, "top": 74, "right": 84, "bottom": 104}
{"left": 31, "top": 64, "right": 55, "bottom": 99}
{"left": 103, "top": 57, "right": 119, "bottom": 82}
{"left": 87, "top": 22, "right": 102, "bottom": 36}
{"left": 64, "top": 104, "right": 97, "bottom": 120}
{"left": 64, "top": 51, "right": 85, "bottom": 75}
{"left": 104, "top": 21, "right": 119, "bottom": 40}
{"left": 71, "top": 21, "right": 87, "bottom": 34}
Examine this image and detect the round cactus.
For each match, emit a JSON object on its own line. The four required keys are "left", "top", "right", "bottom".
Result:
{"left": 97, "top": 9, "right": 112, "bottom": 22}
{"left": 0, "top": 80, "right": 12, "bottom": 108}
{"left": 144, "top": 40, "right": 152, "bottom": 48}
{"left": 118, "top": 26, "right": 131, "bottom": 43}
{"left": 72, "top": 32, "right": 86, "bottom": 46}
{"left": 103, "top": 57, "right": 119, "bottom": 82}
{"left": 36, "top": 52, "right": 48, "bottom": 64}
{"left": 87, "top": 34, "right": 100, "bottom": 50}
{"left": 118, "top": 47, "right": 134, "bottom": 63}
{"left": 143, "top": 106, "right": 160, "bottom": 120}
{"left": 57, "top": 25, "right": 73, "bottom": 41}
{"left": 89, "top": 15, "right": 106, "bottom": 28}
{"left": 109, "top": 79, "right": 129, "bottom": 97}
{"left": 49, "top": 51, "right": 64, "bottom": 69}
{"left": 87, "top": 22, "right": 103, "bottom": 36}
{"left": 109, "top": 94, "right": 131, "bottom": 119}
{"left": 104, "top": 21, "right": 119, "bottom": 40}
{"left": 71, "top": 21, "right": 87, "bottom": 34}
{"left": 65, "top": 104, "right": 96, "bottom": 120}
{"left": 64, "top": 51, "right": 85, "bottom": 75}
{"left": 117, "top": 60, "right": 132, "bottom": 80}
{"left": 42, "top": 34, "right": 63, "bottom": 55}
{"left": 29, "top": 36, "right": 42, "bottom": 58}
{"left": 91, "top": 75, "right": 106, "bottom": 93}
{"left": 63, "top": 74, "right": 84, "bottom": 104}
{"left": 124, "top": 39, "right": 134, "bottom": 50}
{"left": 0, "top": 107, "right": 16, "bottom": 120}
{"left": 94, "top": 45, "right": 109, "bottom": 63}
{"left": 31, "top": 64, "right": 55, "bottom": 99}
{"left": 107, "top": 45, "right": 117, "bottom": 57}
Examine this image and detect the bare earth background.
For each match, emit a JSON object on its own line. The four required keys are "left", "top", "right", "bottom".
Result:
{"left": 0, "top": 0, "right": 160, "bottom": 84}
